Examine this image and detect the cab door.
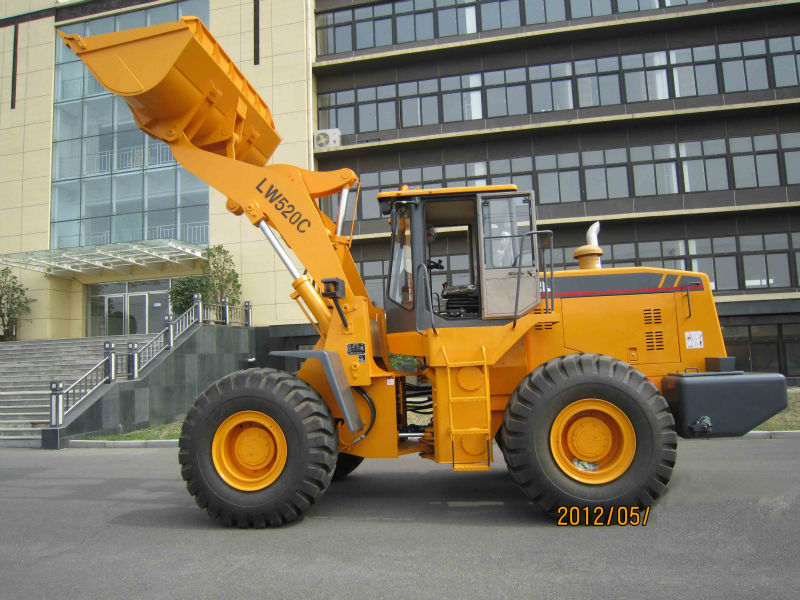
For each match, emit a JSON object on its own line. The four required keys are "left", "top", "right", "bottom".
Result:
{"left": 477, "top": 192, "right": 540, "bottom": 319}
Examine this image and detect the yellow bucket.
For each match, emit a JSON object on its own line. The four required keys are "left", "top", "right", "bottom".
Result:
{"left": 59, "top": 17, "right": 281, "bottom": 167}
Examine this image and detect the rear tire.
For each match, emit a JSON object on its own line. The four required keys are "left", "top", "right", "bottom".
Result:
{"left": 179, "top": 368, "right": 337, "bottom": 527}
{"left": 500, "top": 354, "right": 676, "bottom": 514}
{"left": 332, "top": 453, "right": 364, "bottom": 481}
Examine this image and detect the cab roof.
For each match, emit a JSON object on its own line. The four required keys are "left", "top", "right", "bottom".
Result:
{"left": 376, "top": 184, "right": 517, "bottom": 200}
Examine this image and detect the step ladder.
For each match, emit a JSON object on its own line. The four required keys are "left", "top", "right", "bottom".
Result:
{"left": 442, "top": 346, "right": 492, "bottom": 471}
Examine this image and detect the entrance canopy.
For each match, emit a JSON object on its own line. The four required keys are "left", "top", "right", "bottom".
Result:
{"left": 0, "top": 239, "right": 205, "bottom": 278}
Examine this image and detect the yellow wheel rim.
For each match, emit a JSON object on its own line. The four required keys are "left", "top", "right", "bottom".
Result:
{"left": 550, "top": 399, "right": 636, "bottom": 485}
{"left": 212, "top": 411, "right": 287, "bottom": 491}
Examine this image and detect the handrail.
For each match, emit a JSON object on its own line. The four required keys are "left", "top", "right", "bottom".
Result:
{"left": 62, "top": 357, "right": 110, "bottom": 415}
{"left": 173, "top": 301, "right": 198, "bottom": 337}
{"left": 499, "top": 229, "right": 554, "bottom": 328}
{"left": 203, "top": 303, "right": 225, "bottom": 324}
{"left": 135, "top": 328, "right": 170, "bottom": 372}
{"left": 135, "top": 301, "right": 200, "bottom": 375}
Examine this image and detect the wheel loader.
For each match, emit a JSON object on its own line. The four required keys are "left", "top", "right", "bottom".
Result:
{"left": 60, "top": 18, "right": 788, "bottom": 527}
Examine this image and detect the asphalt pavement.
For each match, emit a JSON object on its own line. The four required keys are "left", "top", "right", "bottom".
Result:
{"left": 1, "top": 439, "right": 798, "bottom": 600}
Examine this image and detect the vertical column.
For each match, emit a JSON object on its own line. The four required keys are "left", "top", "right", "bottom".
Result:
{"left": 221, "top": 296, "right": 229, "bottom": 325}
{"left": 50, "top": 381, "right": 64, "bottom": 427}
{"left": 194, "top": 293, "right": 203, "bottom": 324}
{"left": 164, "top": 314, "right": 174, "bottom": 347}
{"left": 244, "top": 301, "right": 252, "bottom": 327}
{"left": 128, "top": 342, "right": 139, "bottom": 380}
{"left": 104, "top": 342, "right": 116, "bottom": 381}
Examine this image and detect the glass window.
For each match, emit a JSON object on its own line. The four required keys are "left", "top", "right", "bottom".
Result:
{"left": 56, "top": 22, "right": 84, "bottom": 64}
{"left": 53, "top": 140, "right": 82, "bottom": 180}
{"left": 525, "top": 0, "right": 566, "bottom": 24}
{"left": 56, "top": 62, "right": 84, "bottom": 102}
{"left": 179, "top": 205, "right": 209, "bottom": 245}
{"left": 114, "top": 97, "right": 136, "bottom": 131}
{"left": 83, "top": 135, "right": 113, "bottom": 176}
{"left": 54, "top": 101, "right": 83, "bottom": 141}
{"left": 115, "top": 130, "right": 144, "bottom": 172}
{"left": 481, "top": 195, "right": 532, "bottom": 269}
{"left": 679, "top": 139, "right": 729, "bottom": 192}
{"left": 146, "top": 168, "right": 176, "bottom": 211}
{"left": 117, "top": 10, "right": 145, "bottom": 31}
{"left": 51, "top": 1, "right": 209, "bottom": 250}
{"left": 82, "top": 176, "right": 111, "bottom": 218}
{"left": 112, "top": 213, "right": 142, "bottom": 243}
{"left": 52, "top": 181, "right": 80, "bottom": 221}
{"left": 388, "top": 205, "right": 414, "bottom": 309}
{"left": 179, "top": 0, "right": 209, "bottom": 22}
{"left": 148, "top": 4, "right": 178, "bottom": 25}
{"left": 113, "top": 172, "right": 143, "bottom": 214}
{"left": 82, "top": 216, "right": 111, "bottom": 245}
{"left": 146, "top": 209, "right": 177, "bottom": 240}
{"left": 51, "top": 220, "right": 81, "bottom": 249}
{"left": 179, "top": 167, "right": 208, "bottom": 207}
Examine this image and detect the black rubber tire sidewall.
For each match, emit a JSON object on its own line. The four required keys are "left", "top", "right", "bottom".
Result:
{"left": 501, "top": 354, "right": 676, "bottom": 512}
{"left": 179, "top": 369, "right": 337, "bottom": 527}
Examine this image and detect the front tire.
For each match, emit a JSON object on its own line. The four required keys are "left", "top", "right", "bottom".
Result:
{"left": 500, "top": 354, "right": 677, "bottom": 514}
{"left": 179, "top": 368, "right": 337, "bottom": 527}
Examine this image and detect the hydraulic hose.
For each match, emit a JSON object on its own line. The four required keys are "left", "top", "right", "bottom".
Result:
{"left": 350, "top": 387, "right": 376, "bottom": 446}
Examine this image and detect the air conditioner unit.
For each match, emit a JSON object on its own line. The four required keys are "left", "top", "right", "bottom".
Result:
{"left": 313, "top": 128, "right": 341, "bottom": 151}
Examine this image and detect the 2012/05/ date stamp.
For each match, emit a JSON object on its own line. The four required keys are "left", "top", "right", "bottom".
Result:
{"left": 556, "top": 506, "right": 651, "bottom": 526}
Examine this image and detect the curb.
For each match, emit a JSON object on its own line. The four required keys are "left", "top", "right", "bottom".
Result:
{"left": 743, "top": 430, "right": 800, "bottom": 439}
{"left": 68, "top": 439, "right": 178, "bottom": 448}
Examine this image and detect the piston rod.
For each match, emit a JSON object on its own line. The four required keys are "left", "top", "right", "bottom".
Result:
{"left": 259, "top": 221, "right": 300, "bottom": 279}
{"left": 335, "top": 187, "right": 350, "bottom": 236}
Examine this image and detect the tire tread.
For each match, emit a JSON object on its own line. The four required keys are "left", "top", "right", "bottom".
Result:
{"left": 500, "top": 353, "right": 677, "bottom": 516}
{"left": 179, "top": 368, "right": 337, "bottom": 528}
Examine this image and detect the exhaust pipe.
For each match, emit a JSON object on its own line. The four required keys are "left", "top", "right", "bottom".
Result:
{"left": 573, "top": 221, "right": 603, "bottom": 270}
{"left": 586, "top": 221, "right": 601, "bottom": 247}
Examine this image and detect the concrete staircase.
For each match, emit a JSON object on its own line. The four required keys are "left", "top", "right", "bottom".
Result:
{"left": 0, "top": 335, "right": 155, "bottom": 447}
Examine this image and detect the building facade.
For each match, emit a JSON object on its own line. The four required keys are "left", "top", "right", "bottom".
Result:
{"left": 313, "top": 0, "right": 800, "bottom": 379}
{"left": 1, "top": 0, "right": 800, "bottom": 378}
{"left": 0, "top": 0, "right": 315, "bottom": 339}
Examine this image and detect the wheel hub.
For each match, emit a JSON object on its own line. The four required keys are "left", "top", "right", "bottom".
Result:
{"left": 550, "top": 399, "right": 636, "bottom": 484}
{"left": 568, "top": 416, "right": 612, "bottom": 460}
{"left": 212, "top": 410, "right": 287, "bottom": 491}
{"left": 234, "top": 426, "right": 274, "bottom": 469}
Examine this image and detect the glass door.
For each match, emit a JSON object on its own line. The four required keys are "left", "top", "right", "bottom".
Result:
{"left": 128, "top": 294, "right": 147, "bottom": 334}
{"left": 106, "top": 295, "right": 126, "bottom": 335}
{"left": 89, "top": 296, "right": 105, "bottom": 336}
{"left": 148, "top": 292, "right": 169, "bottom": 333}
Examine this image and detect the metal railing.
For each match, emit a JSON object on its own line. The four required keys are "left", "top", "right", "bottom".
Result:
{"left": 130, "top": 330, "right": 169, "bottom": 376}
{"left": 63, "top": 359, "right": 109, "bottom": 411}
{"left": 174, "top": 300, "right": 199, "bottom": 337}
{"left": 51, "top": 341, "right": 116, "bottom": 426}
{"left": 50, "top": 296, "right": 252, "bottom": 425}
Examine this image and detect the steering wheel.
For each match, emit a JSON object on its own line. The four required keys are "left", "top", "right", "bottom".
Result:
{"left": 425, "top": 259, "right": 445, "bottom": 270}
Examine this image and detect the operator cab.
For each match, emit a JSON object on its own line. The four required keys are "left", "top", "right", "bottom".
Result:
{"left": 379, "top": 185, "right": 546, "bottom": 334}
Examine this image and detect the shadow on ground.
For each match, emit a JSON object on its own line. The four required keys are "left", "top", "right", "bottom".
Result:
{"left": 109, "top": 466, "right": 548, "bottom": 530}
